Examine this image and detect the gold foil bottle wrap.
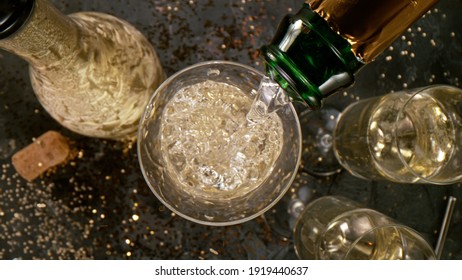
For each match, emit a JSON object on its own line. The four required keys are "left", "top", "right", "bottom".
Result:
{"left": 307, "top": 0, "right": 439, "bottom": 62}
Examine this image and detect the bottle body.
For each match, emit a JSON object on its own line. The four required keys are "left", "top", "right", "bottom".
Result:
{"left": 0, "top": 0, "right": 165, "bottom": 140}
{"left": 260, "top": 0, "right": 439, "bottom": 109}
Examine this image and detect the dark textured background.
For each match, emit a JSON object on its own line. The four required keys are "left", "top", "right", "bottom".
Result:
{"left": 0, "top": 0, "right": 461, "bottom": 259}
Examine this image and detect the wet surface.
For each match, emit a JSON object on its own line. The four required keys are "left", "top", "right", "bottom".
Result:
{"left": 0, "top": 0, "right": 461, "bottom": 259}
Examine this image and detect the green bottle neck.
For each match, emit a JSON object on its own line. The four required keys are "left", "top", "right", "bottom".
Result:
{"left": 260, "top": 4, "right": 364, "bottom": 109}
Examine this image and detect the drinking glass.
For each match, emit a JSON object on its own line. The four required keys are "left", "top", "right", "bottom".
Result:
{"left": 334, "top": 85, "right": 462, "bottom": 184}
{"left": 294, "top": 196, "right": 436, "bottom": 260}
{"left": 137, "top": 61, "right": 302, "bottom": 226}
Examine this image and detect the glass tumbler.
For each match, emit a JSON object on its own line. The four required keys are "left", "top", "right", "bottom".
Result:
{"left": 294, "top": 196, "right": 436, "bottom": 260}
{"left": 137, "top": 61, "right": 302, "bottom": 226}
{"left": 334, "top": 85, "right": 462, "bottom": 184}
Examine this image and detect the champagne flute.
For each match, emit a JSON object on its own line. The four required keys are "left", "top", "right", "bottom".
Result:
{"left": 293, "top": 196, "right": 436, "bottom": 260}
{"left": 302, "top": 85, "right": 462, "bottom": 184}
{"left": 334, "top": 85, "right": 462, "bottom": 184}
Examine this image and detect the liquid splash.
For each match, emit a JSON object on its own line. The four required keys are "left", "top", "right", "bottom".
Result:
{"left": 246, "top": 76, "right": 291, "bottom": 124}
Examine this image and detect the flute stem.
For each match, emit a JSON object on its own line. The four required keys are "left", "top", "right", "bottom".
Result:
{"left": 435, "top": 196, "right": 457, "bottom": 259}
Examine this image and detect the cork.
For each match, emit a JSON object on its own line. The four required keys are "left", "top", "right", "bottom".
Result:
{"left": 12, "top": 131, "right": 71, "bottom": 181}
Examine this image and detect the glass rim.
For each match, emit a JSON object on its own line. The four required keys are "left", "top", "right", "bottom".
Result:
{"left": 393, "top": 84, "right": 459, "bottom": 185}
{"left": 137, "top": 60, "right": 302, "bottom": 226}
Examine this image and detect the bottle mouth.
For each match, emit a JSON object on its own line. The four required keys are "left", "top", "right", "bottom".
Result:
{"left": 259, "top": 4, "right": 364, "bottom": 110}
{"left": 261, "top": 45, "right": 322, "bottom": 110}
{"left": 0, "top": 0, "right": 35, "bottom": 39}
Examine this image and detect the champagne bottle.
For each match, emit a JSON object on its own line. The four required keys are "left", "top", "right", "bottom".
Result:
{"left": 0, "top": 0, "right": 165, "bottom": 140}
{"left": 260, "top": 0, "right": 439, "bottom": 109}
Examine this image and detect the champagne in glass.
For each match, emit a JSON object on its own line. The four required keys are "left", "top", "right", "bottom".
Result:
{"left": 138, "top": 61, "right": 301, "bottom": 225}
{"left": 161, "top": 79, "right": 284, "bottom": 198}
{"left": 293, "top": 196, "right": 436, "bottom": 260}
{"left": 334, "top": 85, "right": 462, "bottom": 184}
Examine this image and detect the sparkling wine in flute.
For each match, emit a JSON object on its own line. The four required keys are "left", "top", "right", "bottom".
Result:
{"left": 334, "top": 85, "right": 462, "bottom": 184}
{"left": 161, "top": 80, "right": 284, "bottom": 198}
{"left": 293, "top": 196, "right": 436, "bottom": 260}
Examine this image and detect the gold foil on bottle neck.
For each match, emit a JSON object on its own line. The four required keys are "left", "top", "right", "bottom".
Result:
{"left": 306, "top": 0, "right": 439, "bottom": 62}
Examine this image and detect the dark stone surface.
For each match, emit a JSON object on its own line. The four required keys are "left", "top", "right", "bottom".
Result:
{"left": 0, "top": 0, "right": 460, "bottom": 259}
